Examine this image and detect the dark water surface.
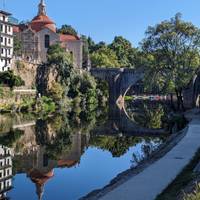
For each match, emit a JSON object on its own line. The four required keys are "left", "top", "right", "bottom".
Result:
{"left": 0, "top": 102, "right": 169, "bottom": 200}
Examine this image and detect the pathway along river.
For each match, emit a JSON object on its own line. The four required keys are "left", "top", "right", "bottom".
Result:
{"left": 0, "top": 100, "right": 172, "bottom": 200}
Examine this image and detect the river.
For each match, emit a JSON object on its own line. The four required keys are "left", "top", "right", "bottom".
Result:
{"left": 0, "top": 101, "right": 171, "bottom": 200}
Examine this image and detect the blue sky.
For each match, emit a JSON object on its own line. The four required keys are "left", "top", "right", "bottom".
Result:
{"left": 1, "top": 0, "right": 200, "bottom": 46}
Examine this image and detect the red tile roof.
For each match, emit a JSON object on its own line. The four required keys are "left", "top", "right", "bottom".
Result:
{"left": 30, "top": 14, "right": 56, "bottom": 32}
{"left": 57, "top": 159, "right": 78, "bottom": 168}
{"left": 59, "top": 34, "right": 80, "bottom": 42}
{"left": 29, "top": 169, "right": 54, "bottom": 185}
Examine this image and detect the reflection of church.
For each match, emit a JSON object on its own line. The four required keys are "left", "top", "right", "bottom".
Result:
{"left": 0, "top": 145, "right": 13, "bottom": 200}
{"left": 12, "top": 125, "right": 89, "bottom": 200}
{"left": 14, "top": 0, "right": 82, "bottom": 68}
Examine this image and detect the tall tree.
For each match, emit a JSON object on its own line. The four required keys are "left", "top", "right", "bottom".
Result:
{"left": 13, "top": 36, "right": 22, "bottom": 56}
{"left": 57, "top": 24, "right": 78, "bottom": 36}
{"left": 141, "top": 13, "right": 200, "bottom": 110}
{"left": 109, "top": 36, "right": 137, "bottom": 68}
{"left": 81, "top": 35, "right": 91, "bottom": 69}
{"left": 90, "top": 46, "right": 120, "bottom": 68}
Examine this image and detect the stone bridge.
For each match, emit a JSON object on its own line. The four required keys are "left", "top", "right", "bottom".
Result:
{"left": 90, "top": 68, "right": 144, "bottom": 109}
{"left": 183, "top": 71, "right": 200, "bottom": 108}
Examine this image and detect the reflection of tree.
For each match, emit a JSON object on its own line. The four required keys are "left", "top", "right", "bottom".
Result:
{"left": 131, "top": 138, "right": 163, "bottom": 167}
{"left": 90, "top": 135, "right": 143, "bottom": 157}
{"left": 35, "top": 116, "right": 73, "bottom": 159}
{"left": 126, "top": 101, "right": 167, "bottom": 129}
{"left": 34, "top": 109, "right": 107, "bottom": 159}
{"left": 0, "top": 129, "right": 24, "bottom": 147}
{"left": 45, "top": 130, "right": 72, "bottom": 160}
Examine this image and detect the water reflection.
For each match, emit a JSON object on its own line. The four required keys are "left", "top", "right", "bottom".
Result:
{"left": 125, "top": 100, "right": 171, "bottom": 129}
{"left": 0, "top": 104, "right": 167, "bottom": 200}
{"left": 0, "top": 145, "right": 13, "bottom": 200}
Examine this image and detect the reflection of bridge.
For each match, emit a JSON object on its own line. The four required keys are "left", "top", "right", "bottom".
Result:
{"left": 90, "top": 68, "right": 144, "bottom": 108}
{"left": 90, "top": 68, "right": 167, "bottom": 136}
{"left": 92, "top": 105, "right": 167, "bottom": 136}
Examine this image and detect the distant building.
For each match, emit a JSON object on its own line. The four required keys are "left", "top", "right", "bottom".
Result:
{"left": 0, "top": 145, "right": 13, "bottom": 199}
{"left": 0, "top": 10, "right": 14, "bottom": 72}
{"left": 14, "top": 0, "right": 83, "bottom": 68}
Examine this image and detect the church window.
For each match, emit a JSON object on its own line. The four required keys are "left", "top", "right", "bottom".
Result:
{"left": 43, "top": 154, "right": 48, "bottom": 167}
{"left": 0, "top": 24, "right": 2, "bottom": 32}
{"left": 44, "top": 34, "right": 50, "bottom": 48}
{"left": 2, "top": 16, "right": 5, "bottom": 22}
{"left": 0, "top": 37, "right": 3, "bottom": 43}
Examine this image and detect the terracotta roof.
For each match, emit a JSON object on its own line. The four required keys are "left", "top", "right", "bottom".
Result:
{"left": 30, "top": 14, "right": 56, "bottom": 32}
{"left": 57, "top": 159, "right": 78, "bottom": 168}
{"left": 29, "top": 169, "right": 54, "bottom": 187}
{"left": 13, "top": 25, "right": 20, "bottom": 33}
{"left": 59, "top": 34, "right": 80, "bottom": 42}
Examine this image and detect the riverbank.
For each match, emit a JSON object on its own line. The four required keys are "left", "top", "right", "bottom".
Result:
{"left": 82, "top": 109, "right": 200, "bottom": 200}
{"left": 155, "top": 108, "right": 200, "bottom": 200}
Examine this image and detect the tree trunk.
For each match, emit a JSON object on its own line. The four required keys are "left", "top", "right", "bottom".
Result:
{"left": 170, "top": 93, "right": 176, "bottom": 111}
{"left": 175, "top": 88, "right": 185, "bottom": 111}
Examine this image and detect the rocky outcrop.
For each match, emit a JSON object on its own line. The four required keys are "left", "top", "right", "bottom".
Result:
{"left": 12, "top": 59, "right": 38, "bottom": 89}
{"left": 36, "top": 63, "right": 58, "bottom": 96}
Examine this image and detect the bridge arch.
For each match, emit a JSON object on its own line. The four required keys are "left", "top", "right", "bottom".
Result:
{"left": 90, "top": 68, "right": 144, "bottom": 109}
{"left": 183, "top": 71, "right": 200, "bottom": 108}
{"left": 193, "top": 72, "right": 200, "bottom": 107}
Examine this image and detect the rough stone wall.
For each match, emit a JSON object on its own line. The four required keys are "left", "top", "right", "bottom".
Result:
{"left": 16, "top": 27, "right": 83, "bottom": 68}
{"left": 16, "top": 28, "right": 39, "bottom": 62}
{"left": 183, "top": 72, "right": 200, "bottom": 108}
{"left": 63, "top": 40, "right": 83, "bottom": 69}
{"left": 36, "top": 28, "right": 59, "bottom": 62}
{"left": 183, "top": 87, "right": 194, "bottom": 109}
{"left": 36, "top": 63, "right": 58, "bottom": 96}
{"left": 12, "top": 59, "right": 38, "bottom": 89}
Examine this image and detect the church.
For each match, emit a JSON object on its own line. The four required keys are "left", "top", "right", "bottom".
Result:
{"left": 14, "top": 0, "right": 83, "bottom": 68}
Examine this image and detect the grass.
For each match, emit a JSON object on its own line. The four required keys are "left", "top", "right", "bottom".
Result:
{"left": 124, "top": 96, "right": 134, "bottom": 101}
{"left": 156, "top": 149, "right": 200, "bottom": 200}
{"left": 184, "top": 183, "right": 200, "bottom": 200}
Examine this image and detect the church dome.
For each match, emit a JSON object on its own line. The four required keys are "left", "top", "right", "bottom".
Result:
{"left": 30, "top": 14, "right": 56, "bottom": 32}
{"left": 30, "top": 0, "right": 56, "bottom": 32}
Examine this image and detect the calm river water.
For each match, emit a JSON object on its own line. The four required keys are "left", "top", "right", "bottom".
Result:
{"left": 0, "top": 101, "right": 169, "bottom": 200}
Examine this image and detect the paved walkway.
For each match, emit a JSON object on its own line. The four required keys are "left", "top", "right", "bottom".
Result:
{"left": 99, "top": 118, "right": 200, "bottom": 200}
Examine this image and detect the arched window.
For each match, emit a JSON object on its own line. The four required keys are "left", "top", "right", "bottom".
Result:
{"left": 44, "top": 34, "right": 50, "bottom": 48}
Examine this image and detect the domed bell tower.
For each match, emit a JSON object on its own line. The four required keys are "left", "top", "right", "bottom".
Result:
{"left": 38, "top": 0, "right": 46, "bottom": 15}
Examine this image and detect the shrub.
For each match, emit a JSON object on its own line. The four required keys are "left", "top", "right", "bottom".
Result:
{"left": 49, "top": 82, "right": 64, "bottom": 102}
{"left": 0, "top": 70, "right": 25, "bottom": 88}
{"left": 35, "top": 96, "right": 56, "bottom": 114}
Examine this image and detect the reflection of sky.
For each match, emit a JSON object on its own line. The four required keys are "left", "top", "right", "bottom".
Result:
{"left": 8, "top": 140, "right": 161, "bottom": 200}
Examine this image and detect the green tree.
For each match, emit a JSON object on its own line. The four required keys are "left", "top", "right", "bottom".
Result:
{"left": 87, "top": 36, "right": 96, "bottom": 53}
{"left": 0, "top": 70, "right": 25, "bottom": 88}
{"left": 109, "top": 36, "right": 137, "bottom": 68}
{"left": 37, "top": 44, "right": 74, "bottom": 97}
{"left": 49, "top": 82, "right": 64, "bottom": 102}
{"left": 141, "top": 13, "right": 200, "bottom": 110}
{"left": 13, "top": 36, "right": 22, "bottom": 56}
{"left": 47, "top": 44, "right": 74, "bottom": 89}
{"left": 81, "top": 35, "right": 91, "bottom": 69}
{"left": 57, "top": 24, "right": 78, "bottom": 36}
{"left": 90, "top": 46, "right": 120, "bottom": 68}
